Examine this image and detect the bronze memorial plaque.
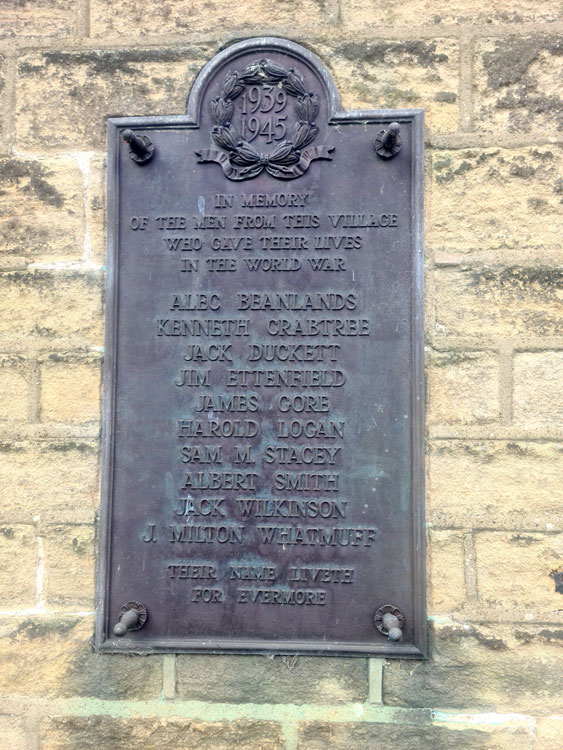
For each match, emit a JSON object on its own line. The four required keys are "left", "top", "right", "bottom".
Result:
{"left": 96, "top": 37, "right": 426, "bottom": 656}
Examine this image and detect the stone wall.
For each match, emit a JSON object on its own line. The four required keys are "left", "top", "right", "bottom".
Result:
{"left": 0, "top": 2, "right": 562, "bottom": 748}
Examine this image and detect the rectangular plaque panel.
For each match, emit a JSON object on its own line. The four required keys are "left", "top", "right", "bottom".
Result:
{"left": 96, "top": 38, "right": 426, "bottom": 656}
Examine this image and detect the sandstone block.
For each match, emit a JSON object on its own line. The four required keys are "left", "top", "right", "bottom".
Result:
{"left": 315, "top": 38, "right": 459, "bottom": 134}
{"left": 176, "top": 654, "right": 368, "bottom": 704}
{"left": 474, "top": 531, "right": 563, "bottom": 615}
{"left": 0, "top": 157, "right": 84, "bottom": 261}
{"left": 0, "top": 715, "right": 26, "bottom": 750}
{"left": 474, "top": 36, "right": 563, "bottom": 134}
{"left": 40, "top": 716, "right": 283, "bottom": 750}
{"left": 40, "top": 358, "right": 101, "bottom": 424}
{"left": 87, "top": 156, "right": 106, "bottom": 264}
{"left": 0, "top": 441, "right": 99, "bottom": 524}
{"left": 513, "top": 352, "right": 563, "bottom": 427}
{"left": 90, "top": 0, "right": 331, "bottom": 38}
{"left": 298, "top": 720, "right": 530, "bottom": 750}
{"left": 16, "top": 48, "right": 211, "bottom": 150}
{"left": 43, "top": 524, "right": 96, "bottom": 609}
{"left": 383, "top": 623, "right": 563, "bottom": 711}
{"left": 0, "top": 357, "right": 28, "bottom": 421}
{"left": 428, "top": 441, "right": 563, "bottom": 530}
{"left": 0, "top": 0, "right": 76, "bottom": 39}
{"left": 0, "top": 271, "right": 103, "bottom": 345}
{"left": 434, "top": 265, "right": 563, "bottom": 338}
{"left": 428, "top": 351, "right": 500, "bottom": 425}
{"left": 430, "top": 147, "right": 563, "bottom": 261}
{"left": 0, "top": 524, "right": 36, "bottom": 609}
{"left": 341, "top": 0, "right": 562, "bottom": 29}
{"left": 427, "top": 530, "right": 466, "bottom": 614}
{"left": 535, "top": 717, "right": 563, "bottom": 750}
{"left": 0, "top": 617, "right": 162, "bottom": 699}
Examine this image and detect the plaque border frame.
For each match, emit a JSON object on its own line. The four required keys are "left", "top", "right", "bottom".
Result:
{"left": 95, "top": 37, "right": 426, "bottom": 658}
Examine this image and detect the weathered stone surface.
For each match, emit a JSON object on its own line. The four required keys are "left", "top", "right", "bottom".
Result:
{"left": 0, "top": 525, "right": 36, "bottom": 609}
{"left": 427, "top": 351, "right": 500, "bottom": 425}
{"left": 0, "top": 271, "right": 103, "bottom": 344}
{"left": 90, "top": 0, "right": 331, "bottom": 38}
{"left": 0, "top": 57, "right": 5, "bottom": 130}
{"left": 434, "top": 265, "right": 563, "bottom": 338}
{"left": 0, "top": 442, "right": 99, "bottom": 524}
{"left": 0, "top": 0, "right": 76, "bottom": 39}
{"left": 298, "top": 720, "right": 531, "bottom": 750}
{"left": 16, "top": 47, "right": 213, "bottom": 150}
{"left": 513, "top": 352, "right": 563, "bottom": 427}
{"left": 0, "top": 157, "right": 84, "bottom": 261}
{"left": 41, "top": 716, "right": 284, "bottom": 750}
{"left": 427, "top": 530, "right": 466, "bottom": 614}
{"left": 87, "top": 156, "right": 106, "bottom": 264}
{"left": 40, "top": 358, "right": 101, "bottom": 423}
{"left": 430, "top": 147, "right": 563, "bottom": 261}
{"left": 0, "top": 617, "right": 163, "bottom": 699}
{"left": 535, "top": 717, "right": 563, "bottom": 750}
{"left": 474, "top": 36, "right": 563, "bottom": 134}
{"left": 0, "top": 357, "right": 28, "bottom": 421}
{"left": 176, "top": 654, "right": 368, "bottom": 704}
{"left": 428, "top": 441, "right": 563, "bottom": 530}
{"left": 315, "top": 38, "right": 459, "bottom": 134}
{"left": 0, "top": 715, "right": 26, "bottom": 750}
{"left": 43, "top": 524, "right": 96, "bottom": 608}
{"left": 475, "top": 531, "right": 563, "bottom": 614}
{"left": 341, "top": 0, "right": 562, "bottom": 28}
{"left": 384, "top": 623, "right": 563, "bottom": 711}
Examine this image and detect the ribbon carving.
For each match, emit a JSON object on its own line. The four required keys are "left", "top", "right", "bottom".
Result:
{"left": 196, "top": 59, "right": 334, "bottom": 181}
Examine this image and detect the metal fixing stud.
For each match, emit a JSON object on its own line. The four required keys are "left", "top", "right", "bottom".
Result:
{"left": 122, "top": 129, "right": 154, "bottom": 164}
{"left": 374, "top": 604, "right": 404, "bottom": 642}
{"left": 374, "top": 122, "right": 401, "bottom": 160}
{"left": 113, "top": 601, "right": 148, "bottom": 637}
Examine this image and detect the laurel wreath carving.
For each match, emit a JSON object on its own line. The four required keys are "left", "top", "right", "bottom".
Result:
{"left": 197, "top": 58, "right": 333, "bottom": 181}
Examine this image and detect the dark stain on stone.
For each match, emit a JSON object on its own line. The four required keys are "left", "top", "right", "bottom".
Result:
{"left": 20, "top": 48, "right": 207, "bottom": 77}
{"left": 505, "top": 442, "right": 528, "bottom": 456}
{"left": 434, "top": 91, "right": 457, "bottom": 103}
{"left": 0, "top": 158, "right": 64, "bottom": 208}
{"left": 434, "top": 150, "right": 500, "bottom": 183}
{"left": 481, "top": 36, "right": 563, "bottom": 91}
{"left": 515, "top": 628, "right": 563, "bottom": 643}
{"left": 0, "top": 442, "right": 25, "bottom": 453}
{"left": 481, "top": 37, "right": 563, "bottom": 130}
{"left": 459, "top": 443, "right": 496, "bottom": 463}
{"left": 550, "top": 570, "right": 563, "bottom": 594}
{"left": 527, "top": 197, "right": 548, "bottom": 210}
{"left": 39, "top": 441, "right": 98, "bottom": 454}
{"left": 14, "top": 618, "right": 80, "bottom": 640}
{"left": 433, "top": 156, "right": 451, "bottom": 171}
{"left": 335, "top": 40, "right": 449, "bottom": 67}
{"left": 509, "top": 163, "right": 535, "bottom": 178}
{"left": 439, "top": 624, "right": 508, "bottom": 650}
{"left": 3, "top": 269, "right": 103, "bottom": 288}
{"left": 0, "top": 526, "right": 14, "bottom": 539}
{"left": 431, "top": 351, "right": 483, "bottom": 368}
{"left": 71, "top": 536, "right": 92, "bottom": 556}
{"left": 469, "top": 265, "right": 563, "bottom": 294}
{"left": 510, "top": 534, "right": 539, "bottom": 545}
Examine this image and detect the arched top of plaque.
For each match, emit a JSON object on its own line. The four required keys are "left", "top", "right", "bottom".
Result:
{"left": 189, "top": 38, "right": 340, "bottom": 181}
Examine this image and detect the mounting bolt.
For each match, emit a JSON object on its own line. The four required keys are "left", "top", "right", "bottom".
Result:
{"left": 113, "top": 601, "right": 147, "bottom": 636}
{"left": 122, "top": 129, "right": 154, "bottom": 164}
{"left": 374, "top": 604, "right": 404, "bottom": 642}
{"left": 374, "top": 122, "right": 401, "bottom": 160}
